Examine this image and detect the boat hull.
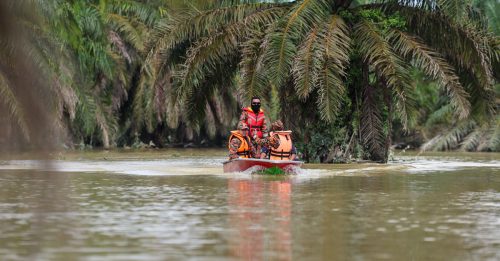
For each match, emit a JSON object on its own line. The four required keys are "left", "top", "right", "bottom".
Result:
{"left": 223, "top": 158, "right": 303, "bottom": 173}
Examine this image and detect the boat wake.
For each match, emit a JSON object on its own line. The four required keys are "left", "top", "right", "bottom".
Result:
{"left": 398, "top": 159, "right": 500, "bottom": 173}
{"left": 0, "top": 155, "right": 498, "bottom": 177}
{"left": 0, "top": 158, "right": 225, "bottom": 176}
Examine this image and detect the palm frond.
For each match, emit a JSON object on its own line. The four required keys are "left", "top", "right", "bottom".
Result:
{"left": 204, "top": 102, "right": 217, "bottom": 139}
{"left": 183, "top": 58, "right": 239, "bottom": 127}
{"left": 482, "top": 0, "right": 500, "bottom": 35}
{"left": 132, "top": 70, "right": 149, "bottom": 130}
{"left": 24, "top": 24, "right": 79, "bottom": 121}
{"left": 354, "top": 19, "right": 415, "bottom": 128}
{"left": 237, "top": 6, "right": 289, "bottom": 99}
{"left": 389, "top": 29, "right": 471, "bottom": 119}
{"left": 131, "top": 64, "right": 170, "bottom": 133}
{"left": 107, "top": 0, "right": 162, "bottom": 27}
{"left": 166, "top": 101, "right": 181, "bottom": 129}
{"left": 420, "top": 134, "right": 441, "bottom": 152}
{"left": 219, "top": 81, "right": 240, "bottom": 128}
{"left": 108, "top": 30, "right": 133, "bottom": 64}
{"left": 320, "top": 15, "right": 351, "bottom": 73}
{"left": 314, "top": 15, "right": 351, "bottom": 123}
{"left": 424, "top": 103, "right": 453, "bottom": 128}
{"left": 107, "top": 14, "right": 146, "bottom": 53}
{"left": 316, "top": 59, "right": 347, "bottom": 123}
{"left": 148, "top": 3, "right": 285, "bottom": 104}
{"left": 360, "top": 83, "right": 385, "bottom": 161}
{"left": 0, "top": 73, "right": 30, "bottom": 140}
{"left": 459, "top": 126, "right": 482, "bottom": 151}
{"left": 263, "top": 0, "right": 331, "bottom": 88}
{"left": 292, "top": 26, "right": 321, "bottom": 100}
{"left": 429, "top": 120, "right": 476, "bottom": 151}
{"left": 153, "top": 72, "right": 168, "bottom": 123}
{"left": 383, "top": 4, "right": 495, "bottom": 91}
{"left": 147, "top": 3, "right": 285, "bottom": 65}
{"left": 436, "top": 0, "right": 469, "bottom": 21}
{"left": 94, "top": 100, "right": 115, "bottom": 148}
{"left": 239, "top": 30, "right": 270, "bottom": 99}
{"left": 183, "top": 82, "right": 213, "bottom": 128}
{"left": 74, "top": 90, "right": 98, "bottom": 137}
{"left": 487, "top": 115, "right": 500, "bottom": 151}
{"left": 176, "top": 26, "right": 239, "bottom": 103}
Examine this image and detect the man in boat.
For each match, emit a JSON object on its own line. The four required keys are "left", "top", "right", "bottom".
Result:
{"left": 239, "top": 96, "right": 268, "bottom": 139}
{"left": 228, "top": 123, "right": 257, "bottom": 160}
{"left": 255, "top": 120, "right": 297, "bottom": 161}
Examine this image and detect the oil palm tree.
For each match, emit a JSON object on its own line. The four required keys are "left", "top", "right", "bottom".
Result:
{"left": 143, "top": 0, "right": 497, "bottom": 162}
{"left": 133, "top": 0, "right": 247, "bottom": 145}
{"left": 473, "top": 0, "right": 499, "bottom": 35}
{"left": 420, "top": 83, "right": 500, "bottom": 152}
{"left": 407, "top": 9, "right": 499, "bottom": 153}
{"left": 2, "top": 0, "right": 231, "bottom": 149}
{"left": 45, "top": 0, "right": 163, "bottom": 148}
{"left": 0, "top": 1, "right": 75, "bottom": 150}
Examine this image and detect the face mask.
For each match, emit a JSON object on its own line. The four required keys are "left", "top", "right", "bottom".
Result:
{"left": 251, "top": 103, "right": 261, "bottom": 113}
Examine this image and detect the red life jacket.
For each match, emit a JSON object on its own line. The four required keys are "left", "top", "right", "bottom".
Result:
{"left": 243, "top": 107, "right": 265, "bottom": 138}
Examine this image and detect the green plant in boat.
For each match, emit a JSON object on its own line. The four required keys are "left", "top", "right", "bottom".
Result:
{"left": 256, "top": 166, "right": 287, "bottom": 175}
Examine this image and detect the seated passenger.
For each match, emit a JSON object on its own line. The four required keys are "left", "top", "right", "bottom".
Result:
{"left": 256, "top": 120, "right": 297, "bottom": 161}
{"left": 228, "top": 123, "right": 256, "bottom": 160}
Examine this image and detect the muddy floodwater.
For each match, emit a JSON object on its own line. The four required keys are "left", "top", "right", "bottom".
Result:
{"left": 0, "top": 150, "right": 499, "bottom": 260}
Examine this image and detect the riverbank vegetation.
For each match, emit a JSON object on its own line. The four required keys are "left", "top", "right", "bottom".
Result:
{"left": 0, "top": 0, "right": 498, "bottom": 162}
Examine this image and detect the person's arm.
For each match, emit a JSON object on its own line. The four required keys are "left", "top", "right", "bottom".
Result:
{"left": 252, "top": 135, "right": 267, "bottom": 146}
{"left": 248, "top": 137, "right": 258, "bottom": 159}
{"left": 268, "top": 134, "right": 280, "bottom": 149}
{"left": 289, "top": 145, "right": 297, "bottom": 161}
{"left": 261, "top": 116, "right": 269, "bottom": 137}
{"left": 238, "top": 110, "right": 248, "bottom": 128}
{"left": 260, "top": 146, "right": 269, "bottom": 159}
{"left": 228, "top": 138, "right": 242, "bottom": 159}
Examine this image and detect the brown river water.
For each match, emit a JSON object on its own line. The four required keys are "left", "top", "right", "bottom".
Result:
{"left": 0, "top": 149, "right": 499, "bottom": 260}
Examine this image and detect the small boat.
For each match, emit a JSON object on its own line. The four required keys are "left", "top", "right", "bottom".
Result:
{"left": 223, "top": 158, "right": 303, "bottom": 173}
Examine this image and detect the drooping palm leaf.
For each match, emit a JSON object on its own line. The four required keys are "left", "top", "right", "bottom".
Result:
{"left": 424, "top": 120, "right": 476, "bottom": 151}
{"left": 176, "top": 26, "right": 240, "bottom": 103}
{"left": 389, "top": 29, "right": 471, "bottom": 119}
{"left": 240, "top": 29, "right": 270, "bottom": 99}
{"left": 488, "top": 116, "right": 500, "bottom": 151}
{"left": 263, "top": 0, "right": 331, "bottom": 88}
{"left": 360, "top": 83, "right": 385, "bottom": 161}
{"left": 460, "top": 125, "right": 482, "bottom": 151}
{"left": 313, "top": 15, "right": 351, "bottom": 123}
{"left": 383, "top": 4, "right": 495, "bottom": 90}
{"left": 0, "top": 73, "right": 29, "bottom": 139}
{"left": 148, "top": 3, "right": 286, "bottom": 67}
{"left": 424, "top": 103, "right": 453, "bottom": 128}
{"left": 292, "top": 25, "right": 321, "bottom": 100}
{"left": 354, "top": 19, "right": 415, "bottom": 128}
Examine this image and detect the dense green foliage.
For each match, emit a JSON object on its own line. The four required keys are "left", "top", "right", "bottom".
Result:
{"left": 146, "top": 0, "right": 498, "bottom": 162}
{"left": 0, "top": 0, "right": 498, "bottom": 162}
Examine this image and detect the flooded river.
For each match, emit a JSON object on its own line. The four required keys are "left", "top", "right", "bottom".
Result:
{"left": 0, "top": 150, "right": 499, "bottom": 260}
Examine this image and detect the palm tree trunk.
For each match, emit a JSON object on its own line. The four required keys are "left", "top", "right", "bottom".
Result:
{"left": 360, "top": 62, "right": 369, "bottom": 160}
{"left": 102, "top": 127, "right": 110, "bottom": 149}
{"left": 343, "top": 131, "right": 355, "bottom": 160}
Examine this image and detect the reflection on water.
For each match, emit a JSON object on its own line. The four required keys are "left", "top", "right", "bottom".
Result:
{"left": 228, "top": 179, "right": 292, "bottom": 260}
{"left": 0, "top": 152, "right": 499, "bottom": 260}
